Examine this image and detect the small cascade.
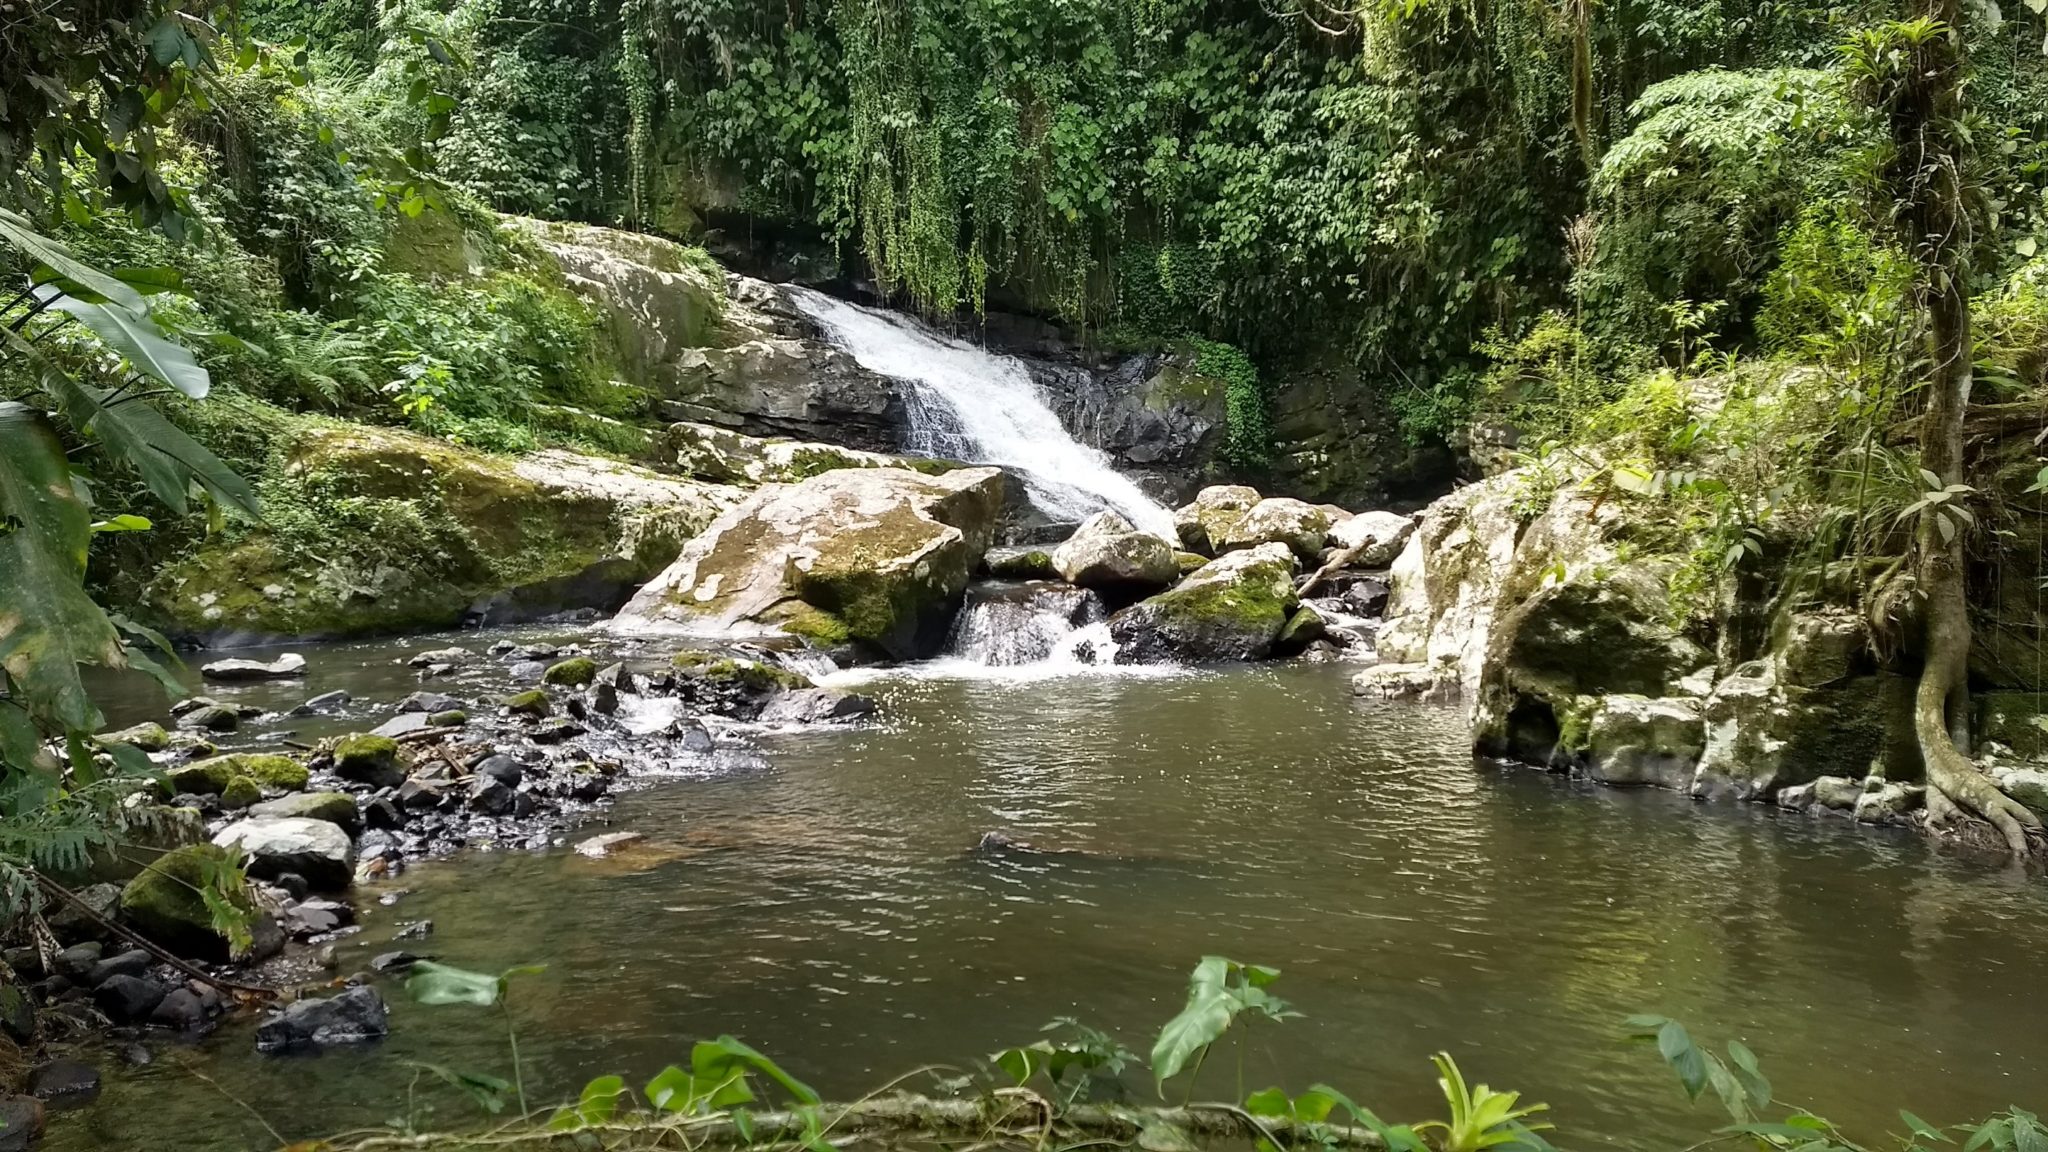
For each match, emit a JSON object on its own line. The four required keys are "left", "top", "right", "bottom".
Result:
{"left": 786, "top": 288, "right": 1176, "bottom": 539}
{"left": 945, "top": 582, "right": 1108, "bottom": 667}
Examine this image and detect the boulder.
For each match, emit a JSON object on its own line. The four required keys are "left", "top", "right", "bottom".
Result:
{"left": 1271, "top": 605, "right": 1329, "bottom": 656}
{"left": 119, "top": 845, "right": 275, "bottom": 962}
{"left": 95, "top": 722, "right": 171, "bottom": 752}
{"left": 1213, "top": 497, "right": 1334, "bottom": 561}
{"left": 542, "top": 657, "right": 598, "bottom": 687}
{"left": 93, "top": 975, "right": 167, "bottom": 1023}
{"left": 1810, "top": 776, "right": 1865, "bottom": 811}
{"left": 1582, "top": 695, "right": 1706, "bottom": 789}
{"left": 1326, "top": 510, "right": 1415, "bottom": 568}
{"left": 614, "top": 466, "right": 1006, "bottom": 659}
{"left": 1107, "top": 543, "right": 1299, "bottom": 663}
{"left": 668, "top": 422, "right": 942, "bottom": 485}
{"left": 985, "top": 546, "right": 1058, "bottom": 580}
{"left": 25, "top": 1060, "right": 99, "bottom": 1110}
{"left": 250, "top": 791, "right": 361, "bottom": 834}
{"left": 408, "top": 647, "right": 474, "bottom": 667}
{"left": 254, "top": 986, "right": 389, "bottom": 1052}
{"left": 176, "top": 704, "right": 240, "bottom": 733}
{"left": 213, "top": 818, "right": 355, "bottom": 891}
{"left": 200, "top": 653, "right": 306, "bottom": 681}
{"left": 333, "top": 734, "right": 405, "bottom": 788}
{"left": 1992, "top": 766, "right": 2048, "bottom": 817}
{"left": 0, "top": 1097, "right": 43, "bottom": 1152}
{"left": 1050, "top": 512, "right": 1179, "bottom": 593}
{"left": 1855, "top": 779, "right": 1924, "bottom": 823}
{"left": 167, "top": 753, "right": 308, "bottom": 796}
{"left": 398, "top": 691, "right": 464, "bottom": 714}
{"left": 1172, "top": 485, "right": 1261, "bottom": 555}
{"left": 502, "top": 690, "right": 552, "bottom": 718}
{"left": 758, "top": 688, "right": 877, "bottom": 725}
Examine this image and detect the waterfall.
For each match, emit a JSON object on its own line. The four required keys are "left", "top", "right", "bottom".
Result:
{"left": 945, "top": 582, "right": 1108, "bottom": 667}
{"left": 786, "top": 288, "right": 1176, "bottom": 538}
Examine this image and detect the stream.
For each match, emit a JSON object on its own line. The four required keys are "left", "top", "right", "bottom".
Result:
{"left": 45, "top": 632, "right": 2048, "bottom": 1151}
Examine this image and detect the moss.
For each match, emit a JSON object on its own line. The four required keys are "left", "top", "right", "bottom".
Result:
{"left": 220, "top": 776, "right": 262, "bottom": 810}
{"left": 384, "top": 205, "right": 475, "bottom": 280}
{"left": 543, "top": 657, "right": 599, "bottom": 686}
{"left": 428, "top": 709, "right": 469, "bottom": 727}
{"left": 772, "top": 602, "right": 855, "bottom": 648}
{"left": 168, "top": 753, "right": 308, "bottom": 795}
{"left": 254, "top": 791, "right": 359, "bottom": 826}
{"left": 680, "top": 656, "right": 812, "bottom": 692}
{"left": 671, "top": 649, "right": 719, "bottom": 670}
{"left": 118, "top": 844, "right": 256, "bottom": 961}
{"left": 96, "top": 722, "right": 170, "bottom": 752}
{"left": 1174, "top": 551, "right": 1208, "bottom": 575}
{"left": 502, "top": 689, "right": 552, "bottom": 717}
{"left": 334, "top": 733, "right": 400, "bottom": 776}
{"left": 1554, "top": 695, "right": 1600, "bottom": 754}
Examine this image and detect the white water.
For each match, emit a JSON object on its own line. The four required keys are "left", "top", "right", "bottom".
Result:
{"left": 787, "top": 288, "right": 1176, "bottom": 538}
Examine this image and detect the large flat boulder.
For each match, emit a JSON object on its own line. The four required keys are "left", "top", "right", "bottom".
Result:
{"left": 144, "top": 424, "right": 738, "bottom": 643}
{"left": 614, "top": 466, "right": 1005, "bottom": 659}
{"left": 1213, "top": 497, "right": 1334, "bottom": 561}
{"left": 214, "top": 817, "right": 355, "bottom": 892}
{"left": 1107, "top": 542, "right": 1299, "bottom": 663}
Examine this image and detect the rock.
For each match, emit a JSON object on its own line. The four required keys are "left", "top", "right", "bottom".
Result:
{"left": 334, "top": 733, "right": 406, "bottom": 788}
{"left": 614, "top": 466, "right": 1007, "bottom": 660}
{"left": 201, "top": 653, "right": 307, "bottom": 681}
{"left": 1582, "top": 696, "right": 1706, "bottom": 789}
{"left": 300, "top": 689, "right": 352, "bottom": 712}
{"left": 475, "top": 756, "right": 524, "bottom": 787}
{"left": 1775, "top": 782, "right": 1817, "bottom": 810}
{"left": 272, "top": 873, "right": 310, "bottom": 901}
{"left": 220, "top": 775, "right": 262, "bottom": 810}
{"left": 668, "top": 718, "right": 715, "bottom": 752}
{"left": 0, "top": 985, "right": 34, "bottom": 1044}
{"left": 399, "top": 691, "right": 465, "bottom": 714}
{"left": 45, "top": 882, "right": 120, "bottom": 941}
{"left": 0, "top": 1098, "right": 42, "bottom": 1152}
{"left": 177, "top": 704, "right": 240, "bottom": 732}
{"left": 1326, "top": 510, "right": 1415, "bottom": 568}
{"left": 395, "top": 920, "right": 434, "bottom": 941}
{"left": 508, "top": 660, "right": 547, "bottom": 681}
{"left": 408, "top": 647, "right": 474, "bottom": 667}
{"left": 1810, "top": 776, "right": 1865, "bottom": 811}
{"left": 758, "top": 687, "right": 877, "bottom": 724}
{"left": 1173, "top": 485, "right": 1261, "bottom": 555}
{"left": 543, "top": 657, "right": 599, "bottom": 687}
{"left": 53, "top": 943, "right": 102, "bottom": 982}
{"left": 576, "top": 831, "right": 645, "bottom": 858}
{"left": 468, "top": 775, "right": 515, "bottom": 815}
{"left": 85, "top": 949, "right": 151, "bottom": 986}
{"left": 26, "top": 1060, "right": 99, "bottom": 1110}
{"left": 255, "top": 986, "right": 390, "bottom": 1052}
{"left": 502, "top": 690, "right": 552, "bottom": 718}
{"left": 667, "top": 421, "right": 937, "bottom": 485}
{"left": 168, "top": 753, "right": 308, "bottom": 796}
{"left": 585, "top": 682, "right": 619, "bottom": 715}
{"left": 93, "top": 974, "right": 167, "bottom": 1022}
{"left": 214, "top": 817, "right": 355, "bottom": 891}
{"left": 428, "top": 709, "right": 468, "bottom": 727}
{"left": 1855, "top": 779, "right": 1924, "bottom": 823}
{"left": 1107, "top": 543, "right": 1299, "bottom": 663}
{"left": 1994, "top": 766, "right": 2048, "bottom": 816}
{"left": 531, "top": 718, "right": 585, "bottom": 744}
{"left": 149, "top": 987, "right": 209, "bottom": 1032}
{"left": 1351, "top": 663, "right": 1442, "bottom": 699}
{"left": 1343, "top": 576, "right": 1391, "bottom": 617}
{"left": 251, "top": 791, "right": 361, "bottom": 833}
{"left": 370, "top": 951, "right": 424, "bottom": 973}
{"left": 284, "top": 898, "right": 352, "bottom": 937}
{"left": 986, "top": 546, "right": 1058, "bottom": 580}
{"left": 1049, "top": 511, "right": 1180, "bottom": 592}
{"left": 95, "top": 722, "right": 171, "bottom": 752}
{"left": 1213, "top": 497, "right": 1334, "bottom": 561}
{"left": 363, "top": 796, "right": 406, "bottom": 829}
{"left": 370, "top": 711, "right": 432, "bottom": 739}
{"left": 1271, "top": 605, "right": 1328, "bottom": 656}
{"left": 398, "top": 777, "right": 449, "bottom": 811}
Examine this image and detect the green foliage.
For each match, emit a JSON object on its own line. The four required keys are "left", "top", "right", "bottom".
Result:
{"left": 1415, "top": 1054, "right": 1554, "bottom": 1152}
{"left": 1192, "top": 340, "right": 1270, "bottom": 470}
{"left": 1149, "top": 956, "right": 1298, "bottom": 1096}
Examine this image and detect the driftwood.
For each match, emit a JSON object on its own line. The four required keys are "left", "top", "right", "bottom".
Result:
{"left": 1298, "top": 541, "right": 1369, "bottom": 598}
{"left": 32, "top": 873, "right": 277, "bottom": 999}
{"left": 321, "top": 1091, "right": 1389, "bottom": 1151}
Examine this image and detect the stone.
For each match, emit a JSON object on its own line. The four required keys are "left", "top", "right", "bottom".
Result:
{"left": 334, "top": 733, "right": 406, "bottom": 788}
{"left": 46, "top": 882, "right": 120, "bottom": 941}
{"left": 251, "top": 791, "right": 362, "bottom": 833}
{"left": 532, "top": 718, "right": 585, "bottom": 744}
{"left": 468, "top": 775, "right": 516, "bottom": 815}
{"left": 1050, "top": 512, "right": 1179, "bottom": 592}
{"left": 1994, "top": 766, "right": 2048, "bottom": 816}
{"left": 85, "top": 949, "right": 151, "bottom": 986}
{"left": 986, "top": 546, "right": 1058, "bottom": 580}
{"left": 586, "top": 682, "right": 619, "bottom": 715}
{"left": 475, "top": 756, "right": 525, "bottom": 787}
{"left": 399, "top": 691, "right": 465, "bottom": 714}
{"left": 370, "top": 951, "right": 424, "bottom": 973}
{"left": 0, "top": 1097, "right": 44, "bottom": 1152}
{"left": 1271, "top": 605, "right": 1329, "bottom": 656}
{"left": 301, "top": 689, "right": 352, "bottom": 712}
{"left": 614, "top": 466, "right": 1007, "bottom": 660}
{"left": 26, "top": 1060, "right": 99, "bottom": 1110}
{"left": 576, "top": 831, "right": 645, "bottom": 858}
{"left": 0, "top": 985, "right": 35, "bottom": 1044}
{"left": 1775, "top": 782, "right": 1817, "bottom": 810}
{"left": 284, "top": 898, "right": 352, "bottom": 937}
{"left": 1582, "top": 695, "right": 1706, "bottom": 789}
{"left": 543, "top": 657, "right": 599, "bottom": 687}
{"left": 398, "top": 777, "right": 449, "bottom": 811}
{"left": 758, "top": 687, "right": 877, "bottom": 725}
{"left": 502, "top": 690, "right": 552, "bottom": 718}
{"left": 1213, "top": 497, "right": 1334, "bottom": 561}
{"left": 95, "top": 722, "right": 171, "bottom": 752}
{"left": 509, "top": 660, "right": 547, "bottom": 681}
{"left": 177, "top": 704, "right": 240, "bottom": 732}
{"left": 214, "top": 817, "right": 356, "bottom": 891}
{"left": 220, "top": 775, "right": 262, "bottom": 810}
{"left": 149, "top": 987, "right": 209, "bottom": 1032}
{"left": 1326, "top": 510, "right": 1416, "bottom": 568}
{"left": 167, "top": 753, "right": 308, "bottom": 796}
{"left": 1107, "top": 543, "right": 1299, "bottom": 663}
{"left": 1173, "top": 485, "right": 1261, "bottom": 555}
{"left": 201, "top": 653, "right": 307, "bottom": 681}
{"left": 255, "top": 986, "right": 390, "bottom": 1052}
{"left": 363, "top": 796, "right": 406, "bottom": 829}
{"left": 428, "top": 709, "right": 468, "bottom": 727}
{"left": 1810, "top": 776, "right": 1865, "bottom": 811}
{"left": 370, "top": 711, "right": 432, "bottom": 739}
{"left": 1855, "top": 780, "right": 1924, "bottom": 823}
{"left": 53, "top": 943, "right": 102, "bottom": 981}
{"left": 408, "top": 647, "right": 474, "bottom": 667}
{"left": 1351, "top": 663, "right": 1443, "bottom": 699}
{"left": 93, "top": 974, "right": 167, "bottom": 1022}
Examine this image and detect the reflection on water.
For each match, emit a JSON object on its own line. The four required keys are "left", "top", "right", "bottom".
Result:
{"left": 49, "top": 656, "right": 2048, "bottom": 1151}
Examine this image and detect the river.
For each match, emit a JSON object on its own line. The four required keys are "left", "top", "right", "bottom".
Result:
{"left": 47, "top": 633, "right": 2048, "bottom": 1150}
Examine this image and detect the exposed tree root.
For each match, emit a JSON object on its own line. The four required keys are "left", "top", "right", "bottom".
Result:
{"left": 1914, "top": 574, "right": 2040, "bottom": 858}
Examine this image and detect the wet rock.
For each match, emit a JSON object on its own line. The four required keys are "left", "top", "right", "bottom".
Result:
{"left": 220, "top": 775, "right": 263, "bottom": 810}
{"left": 122, "top": 1043, "right": 153, "bottom": 1066}
{"left": 1108, "top": 543, "right": 1299, "bottom": 663}
{"left": 0, "top": 1096, "right": 44, "bottom": 1152}
{"left": 531, "top": 718, "right": 585, "bottom": 744}
{"left": 1810, "top": 776, "right": 1865, "bottom": 811}
{"left": 149, "top": 987, "right": 209, "bottom": 1032}
{"left": 370, "top": 951, "right": 424, "bottom": 974}
{"left": 46, "top": 882, "right": 121, "bottom": 942}
{"left": 399, "top": 691, "right": 465, "bottom": 714}
{"left": 475, "top": 756, "right": 524, "bottom": 788}
{"left": 94, "top": 722, "right": 172, "bottom": 752}
{"left": 1271, "top": 605, "right": 1329, "bottom": 656}
{"left": 502, "top": 690, "right": 552, "bottom": 718}
{"left": 53, "top": 943, "right": 102, "bottom": 982}
{"left": 297, "top": 689, "right": 352, "bottom": 714}
{"left": 251, "top": 791, "right": 362, "bottom": 834}
{"left": 1342, "top": 576, "right": 1391, "bottom": 617}
{"left": 1050, "top": 511, "right": 1179, "bottom": 593}
{"left": 1583, "top": 695, "right": 1706, "bottom": 789}
{"left": 489, "top": 640, "right": 517, "bottom": 655}
{"left": 26, "top": 1060, "right": 100, "bottom": 1110}
{"left": 0, "top": 984, "right": 35, "bottom": 1043}
{"left": 516, "top": 643, "right": 561, "bottom": 660}
{"left": 759, "top": 687, "right": 876, "bottom": 725}
{"left": 394, "top": 920, "right": 434, "bottom": 941}
{"left": 177, "top": 704, "right": 241, "bottom": 733}
{"left": 85, "top": 949, "right": 151, "bottom": 987}
{"left": 121, "top": 845, "right": 281, "bottom": 962}
{"left": 255, "top": 986, "right": 389, "bottom": 1052}
{"left": 1992, "top": 766, "right": 2048, "bottom": 816}
{"left": 370, "top": 711, "right": 432, "bottom": 740}
{"left": 398, "top": 777, "right": 449, "bottom": 811}
{"left": 509, "top": 660, "right": 548, "bottom": 682}
{"left": 364, "top": 795, "right": 406, "bottom": 830}
{"left": 1326, "top": 510, "right": 1415, "bottom": 568}
{"left": 335, "top": 733, "right": 406, "bottom": 788}
{"left": 668, "top": 718, "right": 715, "bottom": 752}
{"left": 468, "top": 775, "right": 515, "bottom": 815}
{"left": 215, "top": 817, "right": 355, "bottom": 891}
{"left": 169, "top": 752, "right": 308, "bottom": 795}
{"left": 567, "top": 771, "right": 611, "bottom": 802}
{"left": 1214, "top": 497, "right": 1333, "bottom": 562}
{"left": 273, "top": 873, "right": 310, "bottom": 901}
{"left": 201, "top": 653, "right": 307, "bottom": 681}
{"left": 576, "top": 831, "right": 644, "bottom": 858}
{"left": 986, "top": 546, "right": 1057, "bottom": 580}
{"left": 1855, "top": 779, "right": 1923, "bottom": 823}
{"left": 1775, "top": 782, "right": 1817, "bottom": 810}
{"left": 543, "top": 657, "right": 599, "bottom": 687}
{"left": 586, "top": 682, "right": 619, "bottom": 715}
{"left": 1173, "top": 485, "right": 1261, "bottom": 555}
{"left": 284, "top": 898, "right": 353, "bottom": 938}
{"left": 93, "top": 974, "right": 167, "bottom": 1023}
{"left": 428, "top": 709, "right": 468, "bottom": 728}
{"left": 408, "top": 647, "right": 474, "bottom": 668}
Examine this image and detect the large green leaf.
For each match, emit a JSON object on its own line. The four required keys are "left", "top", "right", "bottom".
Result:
{"left": 1150, "top": 956, "right": 1236, "bottom": 1091}
{"left": 37, "top": 285, "right": 210, "bottom": 399}
{"left": 0, "top": 404, "right": 122, "bottom": 730}
{"left": 0, "top": 209, "right": 145, "bottom": 314}
{"left": 691, "top": 1036, "right": 819, "bottom": 1105}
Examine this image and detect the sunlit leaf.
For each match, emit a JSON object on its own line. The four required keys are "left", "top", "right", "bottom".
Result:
{"left": 37, "top": 286, "right": 211, "bottom": 399}
{"left": 0, "top": 209, "right": 145, "bottom": 313}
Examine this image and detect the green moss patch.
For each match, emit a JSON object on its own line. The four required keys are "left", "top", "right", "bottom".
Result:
{"left": 168, "top": 753, "right": 308, "bottom": 796}
{"left": 543, "top": 657, "right": 599, "bottom": 686}
{"left": 502, "top": 689, "right": 553, "bottom": 717}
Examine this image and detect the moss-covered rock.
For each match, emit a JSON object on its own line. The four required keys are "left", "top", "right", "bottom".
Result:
{"left": 1173, "top": 485, "right": 1261, "bottom": 555}
{"left": 220, "top": 776, "right": 263, "bottom": 810}
{"left": 1107, "top": 543, "right": 1300, "bottom": 663}
{"left": 617, "top": 466, "right": 1006, "bottom": 659}
{"left": 118, "top": 845, "right": 263, "bottom": 961}
{"left": 986, "top": 547, "right": 1058, "bottom": 580}
{"left": 333, "top": 734, "right": 404, "bottom": 788}
{"left": 1051, "top": 512, "right": 1179, "bottom": 592}
{"left": 96, "top": 722, "right": 171, "bottom": 752}
{"left": 672, "top": 652, "right": 812, "bottom": 692}
{"left": 168, "top": 754, "right": 308, "bottom": 796}
{"left": 428, "top": 709, "right": 469, "bottom": 727}
{"left": 542, "top": 657, "right": 599, "bottom": 687}
{"left": 142, "top": 420, "right": 737, "bottom": 643}
{"left": 668, "top": 422, "right": 947, "bottom": 486}
{"left": 1213, "top": 497, "right": 1335, "bottom": 562}
{"left": 251, "top": 791, "right": 361, "bottom": 831}
{"left": 502, "top": 689, "right": 552, "bottom": 718}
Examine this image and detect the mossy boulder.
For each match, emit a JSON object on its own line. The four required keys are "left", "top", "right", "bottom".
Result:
{"left": 428, "top": 709, "right": 469, "bottom": 727}
{"left": 1213, "top": 497, "right": 1335, "bottom": 562}
{"left": 1050, "top": 512, "right": 1179, "bottom": 593}
{"left": 1172, "top": 485, "right": 1261, "bottom": 555}
{"left": 333, "top": 734, "right": 404, "bottom": 788}
{"left": 220, "top": 776, "right": 263, "bottom": 810}
{"left": 986, "top": 547, "right": 1058, "bottom": 580}
{"left": 251, "top": 791, "right": 361, "bottom": 833}
{"left": 542, "top": 657, "right": 599, "bottom": 687}
{"left": 672, "top": 652, "right": 813, "bottom": 692}
{"left": 96, "top": 722, "right": 171, "bottom": 752}
{"left": 502, "top": 690, "right": 552, "bottom": 718}
{"left": 1107, "top": 543, "right": 1300, "bottom": 663}
{"left": 1272, "top": 605, "right": 1329, "bottom": 655}
{"left": 142, "top": 421, "right": 737, "bottom": 643}
{"left": 616, "top": 466, "right": 1006, "bottom": 660}
{"left": 668, "top": 422, "right": 944, "bottom": 486}
{"left": 168, "top": 754, "right": 308, "bottom": 796}
{"left": 119, "top": 845, "right": 267, "bottom": 961}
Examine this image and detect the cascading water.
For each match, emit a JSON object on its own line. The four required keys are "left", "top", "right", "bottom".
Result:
{"left": 944, "top": 582, "right": 1108, "bottom": 667}
{"left": 787, "top": 288, "right": 1176, "bottom": 539}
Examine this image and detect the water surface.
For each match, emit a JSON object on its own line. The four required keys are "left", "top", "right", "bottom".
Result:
{"left": 50, "top": 653, "right": 2048, "bottom": 1150}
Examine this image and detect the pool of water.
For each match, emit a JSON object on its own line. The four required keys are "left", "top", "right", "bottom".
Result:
{"left": 48, "top": 648, "right": 2048, "bottom": 1150}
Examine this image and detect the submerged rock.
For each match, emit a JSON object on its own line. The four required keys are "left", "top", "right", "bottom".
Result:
{"left": 1108, "top": 543, "right": 1299, "bottom": 663}
{"left": 759, "top": 687, "right": 876, "bottom": 724}
{"left": 201, "top": 653, "right": 306, "bottom": 681}
{"left": 255, "top": 986, "right": 389, "bottom": 1052}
